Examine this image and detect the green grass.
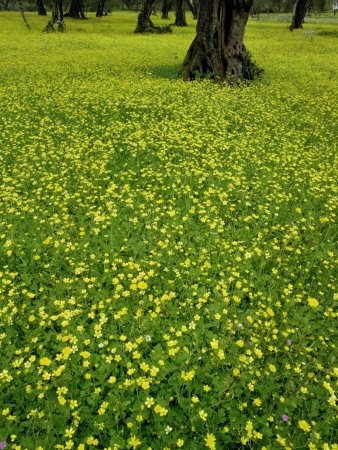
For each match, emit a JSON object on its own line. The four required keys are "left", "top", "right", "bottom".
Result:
{"left": 0, "top": 10, "right": 337, "bottom": 450}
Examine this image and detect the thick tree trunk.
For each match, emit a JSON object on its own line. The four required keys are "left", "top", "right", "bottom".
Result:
{"left": 174, "top": 0, "right": 187, "bottom": 25}
{"left": 186, "top": 0, "right": 198, "bottom": 19}
{"left": 37, "top": 0, "right": 47, "bottom": 15}
{"left": 45, "top": 0, "right": 64, "bottom": 31}
{"left": 162, "top": 0, "right": 172, "bottom": 18}
{"left": 96, "top": 0, "right": 106, "bottom": 17}
{"left": 135, "top": 0, "right": 156, "bottom": 32}
{"left": 68, "top": 0, "right": 86, "bottom": 18}
{"left": 180, "top": 0, "right": 260, "bottom": 82}
{"left": 289, "top": 0, "right": 311, "bottom": 29}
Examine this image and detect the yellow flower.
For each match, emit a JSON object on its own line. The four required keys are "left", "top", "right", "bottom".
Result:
{"left": 128, "top": 435, "right": 141, "bottom": 449}
{"left": 108, "top": 376, "right": 116, "bottom": 384}
{"left": 253, "top": 398, "right": 262, "bottom": 407}
{"left": 299, "top": 420, "right": 311, "bottom": 432}
{"left": 176, "top": 439, "right": 184, "bottom": 447}
{"left": 308, "top": 297, "right": 319, "bottom": 308}
{"left": 154, "top": 405, "right": 168, "bottom": 416}
{"left": 137, "top": 281, "right": 147, "bottom": 290}
{"left": 181, "top": 370, "right": 195, "bottom": 381}
{"left": 269, "top": 364, "right": 277, "bottom": 373}
{"left": 61, "top": 347, "right": 72, "bottom": 359}
{"left": 210, "top": 339, "right": 219, "bottom": 349}
{"left": 39, "top": 357, "right": 51, "bottom": 366}
{"left": 204, "top": 433, "right": 216, "bottom": 449}
{"left": 218, "top": 349, "right": 225, "bottom": 359}
{"left": 236, "top": 340, "right": 244, "bottom": 348}
{"left": 199, "top": 410, "right": 208, "bottom": 421}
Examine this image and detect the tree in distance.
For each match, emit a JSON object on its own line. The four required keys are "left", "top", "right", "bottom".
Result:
{"left": 66, "top": 0, "right": 86, "bottom": 19}
{"left": 289, "top": 0, "right": 311, "bottom": 30}
{"left": 135, "top": 0, "right": 172, "bottom": 33}
{"left": 162, "top": 0, "right": 173, "bottom": 19}
{"left": 174, "top": 0, "right": 187, "bottom": 25}
{"left": 44, "top": 0, "right": 64, "bottom": 31}
{"left": 186, "top": 0, "right": 199, "bottom": 19}
{"left": 37, "top": 0, "right": 46, "bottom": 15}
{"left": 96, "top": 0, "right": 107, "bottom": 17}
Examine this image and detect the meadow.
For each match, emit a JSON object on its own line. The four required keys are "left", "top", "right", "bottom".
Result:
{"left": 0, "top": 10, "right": 337, "bottom": 449}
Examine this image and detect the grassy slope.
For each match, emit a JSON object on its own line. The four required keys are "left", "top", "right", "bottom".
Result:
{"left": 0, "top": 11, "right": 337, "bottom": 449}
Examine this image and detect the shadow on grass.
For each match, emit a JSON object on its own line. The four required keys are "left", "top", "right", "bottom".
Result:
{"left": 145, "top": 63, "right": 181, "bottom": 80}
{"left": 317, "top": 30, "right": 338, "bottom": 37}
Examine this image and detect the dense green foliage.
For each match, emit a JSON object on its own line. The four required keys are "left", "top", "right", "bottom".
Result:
{"left": 0, "top": 11, "right": 337, "bottom": 450}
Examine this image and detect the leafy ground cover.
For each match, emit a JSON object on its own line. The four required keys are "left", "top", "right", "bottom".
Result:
{"left": 0, "top": 11, "right": 337, "bottom": 450}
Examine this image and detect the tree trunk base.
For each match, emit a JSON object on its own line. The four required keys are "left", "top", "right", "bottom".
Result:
{"left": 174, "top": 20, "right": 187, "bottom": 26}
{"left": 180, "top": 1, "right": 262, "bottom": 83}
{"left": 44, "top": 22, "right": 55, "bottom": 32}
{"left": 135, "top": 16, "right": 172, "bottom": 34}
{"left": 174, "top": 0, "right": 187, "bottom": 26}
{"left": 289, "top": 0, "right": 311, "bottom": 30}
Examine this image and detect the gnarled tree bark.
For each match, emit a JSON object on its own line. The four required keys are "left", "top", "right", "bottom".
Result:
{"left": 162, "top": 0, "right": 173, "bottom": 19}
{"left": 44, "top": 0, "right": 64, "bottom": 31}
{"left": 135, "top": 0, "right": 172, "bottom": 32}
{"left": 186, "top": 0, "right": 199, "bottom": 19}
{"left": 289, "top": 0, "right": 311, "bottom": 30}
{"left": 174, "top": 0, "right": 187, "bottom": 25}
{"left": 180, "top": 0, "right": 260, "bottom": 82}
{"left": 135, "top": 0, "right": 156, "bottom": 31}
{"left": 68, "top": 0, "right": 86, "bottom": 18}
{"left": 37, "top": 0, "right": 47, "bottom": 15}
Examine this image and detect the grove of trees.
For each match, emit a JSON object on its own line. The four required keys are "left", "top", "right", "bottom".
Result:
{"left": 2, "top": 0, "right": 335, "bottom": 79}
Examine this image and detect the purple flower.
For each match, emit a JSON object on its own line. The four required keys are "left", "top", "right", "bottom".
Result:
{"left": 0, "top": 442, "right": 6, "bottom": 449}
{"left": 282, "top": 414, "right": 288, "bottom": 422}
{"left": 248, "top": 341, "right": 253, "bottom": 346}
{"left": 119, "top": 186, "right": 123, "bottom": 189}
{"left": 287, "top": 340, "right": 292, "bottom": 346}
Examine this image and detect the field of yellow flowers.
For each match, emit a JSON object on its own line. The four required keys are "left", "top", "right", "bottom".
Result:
{"left": 0, "top": 10, "right": 337, "bottom": 450}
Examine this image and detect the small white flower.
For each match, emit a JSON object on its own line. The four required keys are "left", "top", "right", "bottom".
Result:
{"left": 145, "top": 335, "right": 151, "bottom": 342}
{"left": 98, "top": 343, "right": 104, "bottom": 348}
{"left": 111, "top": 348, "right": 116, "bottom": 353}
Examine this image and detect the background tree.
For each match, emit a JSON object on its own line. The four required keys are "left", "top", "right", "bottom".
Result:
{"left": 289, "top": 0, "right": 311, "bottom": 29}
{"left": 135, "top": 0, "right": 157, "bottom": 31}
{"left": 16, "top": 0, "right": 30, "bottom": 28}
{"left": 37, "top": 0, "right": 46, "bottom": 15}
{"left": 1, "top": 0, "right": 10, "bottom": 9}
{"left": 186, "top": 0, "right": 198, "bottom": 19}
{"left": 180, "top": 0, "right": 261, "bottom": 82}
{"left": 45, "top": 0, "right": 64, "bottom": 31}
{"left": 96, "top": 0, "right": 107, "bottom": 16}
{"left": 162, "top": 0, "right": 172, "bottom": 18}
{"left": 174, "top": 0, "right": 187, "bottom": 25}
{"left": 67, "top": 0, "right": 86, "bottom": 18}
